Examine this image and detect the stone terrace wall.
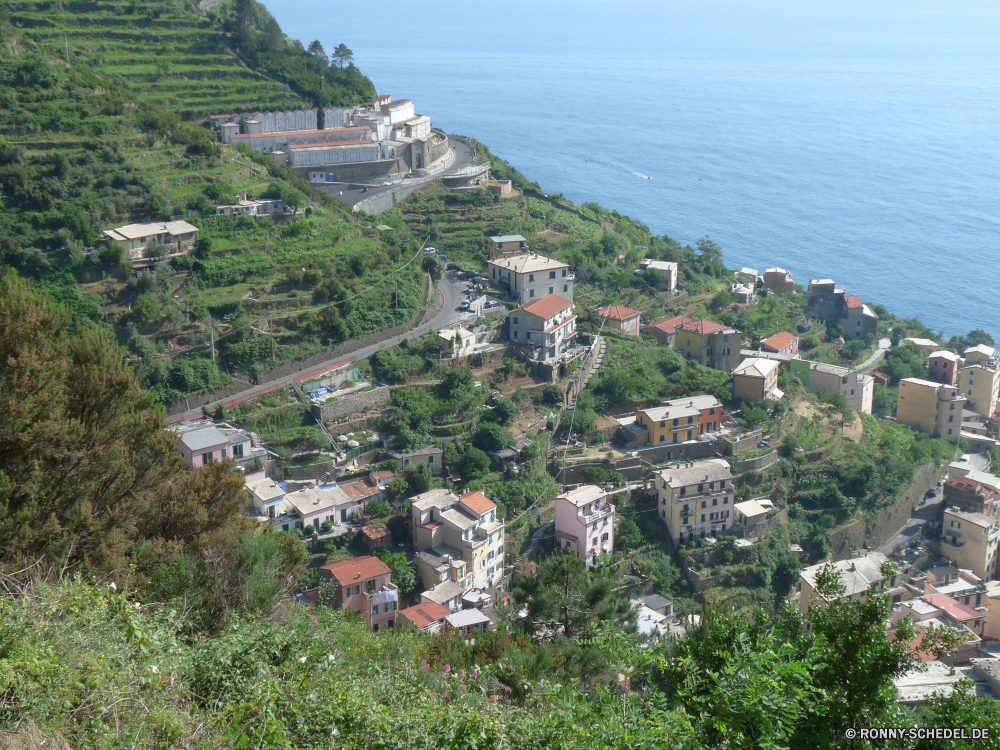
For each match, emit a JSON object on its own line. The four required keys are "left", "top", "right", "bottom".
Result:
{"left": 829, "top": 461, "right": 946, "bottom": 560}
{"left": 311, "top": 386, "right": 391, "bottom": 422}
{"left": 737, "top": 450, "right": 779, "bottom": 474}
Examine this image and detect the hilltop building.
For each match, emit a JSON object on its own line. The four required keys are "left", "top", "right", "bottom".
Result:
{"left": 102, "top": 220, "right": 199, "bottom": 260}
{"left": 488, "top": 253, "right": 573, "bottom": 302}
{"left": 623, "top": 395, "right": 725, "bottom": 448}
{"left": 642, "top": 315, "right": 692, "bottom": 347}
{"left": 804, "top": 280, "right": 878, "bottom": 340}
{"left": 509, "top": 295, "right": 577, "bottom": 363}
{"left": 554, "top": 485, "right": 616, "bottom": 565}
{"left": 789, "top": 360, "right": 873, "bottom": 414}
{"left": 896, "top": 379, "right": 968, "bottom": 438}
{"left": 732, "top": 357, "right": 782, "bottom": 402}
{"left": 674, "top": 320, "right": 742, "bottom": 372}
{"left": 598, "top": 305, "right": 641, "bottom": 336}
{"left": 762, "top": 267, "right": 794, "bottom": 294}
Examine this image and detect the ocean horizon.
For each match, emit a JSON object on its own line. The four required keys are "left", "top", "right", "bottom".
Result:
{"left": 275, "top": 0, "right": 1000, "bottom": 341}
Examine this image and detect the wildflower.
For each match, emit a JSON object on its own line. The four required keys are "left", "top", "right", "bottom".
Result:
{"left": 313, "top": 615, "right": 318, "bottom": 625}
{"left": 458, "top": 669, "right": 466, "bottom": 678}
{"left": 299, "top": 656, "right": 307, "bottom": 664}
{"left": 443, "top": 664, "right": 451, "bottom": 674}
{"left": 431, "top": 692, "right": 438, "bottom": 698}
{"left": 330, "top": 728, "right": 339, "bottom": 737}
{"left": 109, "top": 582, "right": 117, "bottom": 592}
{"left": 471, "top": 668, "right": 478, "bottom": 678}
{"left": 460, "top": 684, "right": 466, "bottom": 691}
{"left": 328, "top": 654, "right": 336, "bottom": 662}
{"left": 419, "top": 659, "right": 429, "bottom": 671}
{"left": 134, "top": 602, "right": 140, "bottom": 609}
{"left": 150, "top": 665, "right": 158, "bottom": 674}
{"left": 491, "top": 695, "right": 498, "bottom": 704}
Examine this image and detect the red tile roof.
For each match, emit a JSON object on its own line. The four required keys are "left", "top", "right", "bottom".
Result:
{"left": 599, "top": 305, "right": 641, "bottom": 321}
{"left": 399, "top": 601, "right": 451, "bottom": 629}
{"left": 925, "top": 594, "right": 980, "bottom": 622}
{"left": 361, "top": 523, "right": 388, "bottom": 541}
{"left": 460, "top": 490, "right": 496, "bottom": 515}
{"left": 761, "top": 331, "right": 798, "bottom": 352}
{"left": 643, "top": 315, "right": 691, "bottom": 333}
{"left": 321, "top": 556, "right": 391, "bottom": 586}
{"left": 845, "top": 295, "right": 864, "bottom": 309}
{"left": 340, "top": 478, "right": 382, "bottom": 502}
{"left": 512, "top": 294, "right": 573, "bottom": 320}
{"left": 677, "top": 319, "right": 732, "bottom": 335}
{"left": 945, "top": 476, "right": 993, "bottom": 495}
{"left": 370, "top": 471, "right": 394, "bottom": 481}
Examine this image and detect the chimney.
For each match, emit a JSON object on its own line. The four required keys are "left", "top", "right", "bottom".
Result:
{"left": 950, "top": 667, "right": 956, "bottom": 676}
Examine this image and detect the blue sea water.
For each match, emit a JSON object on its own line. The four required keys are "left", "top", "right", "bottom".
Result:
{"left": 275, "top": 0, "right": 1000, "bottom": 339}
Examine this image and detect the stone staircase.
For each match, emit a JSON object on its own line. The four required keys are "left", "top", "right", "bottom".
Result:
{"left": 569, "top": 336, "right": 606, "bottom": 409}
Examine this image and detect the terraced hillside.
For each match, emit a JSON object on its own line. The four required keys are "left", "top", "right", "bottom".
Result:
{"left": 9, "top": 0, "right": 302, "bottom": 118}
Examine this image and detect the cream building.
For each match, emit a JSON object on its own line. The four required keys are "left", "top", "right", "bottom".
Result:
{"left": 798, "top": 551, "right": 896, "bottom": 629}
{"left": 942, "top": 508, "right": 1000, "bottom": 581}
{"left": 488, "top": 253, "right": 574, "bottom": 303}
{"left": 958, "top": 360, "right": 1000, "bottom": 419}
{"left": 410, "top": 489, "right": 505, "bottom": 591}
{"left": 102, "top": 220, "right": 199, "bottom": 260}
{"left": 896, "top": 378, "right": 968, "bottom": 438}
{"left": 655, "top": 459, "right": 735, "bottom": 548}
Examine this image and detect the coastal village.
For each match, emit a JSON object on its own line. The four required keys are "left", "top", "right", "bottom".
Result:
{"left": 3, "top": 1, "right": 1000, "bottom": 743}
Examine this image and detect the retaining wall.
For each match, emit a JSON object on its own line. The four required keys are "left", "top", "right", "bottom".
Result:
{"left": 737, "top": 450, "right": 779, "bottom": 474}
{"left": 165, "top": 376, "right": 255, "bottom": 416}
{"left": 635, "top": 440, "right": 725, "bottom": 465}
{"left": 552, "top": 457, "right": 643, "bottom": 486}
{"left": 286, "top": 459, "right": 339, "bottom": 481}
{"left": 829, "top": 461, "right": 946, "bottom": 560}
{"left": 311, "top": 386, "right": 391, "bottom": 422}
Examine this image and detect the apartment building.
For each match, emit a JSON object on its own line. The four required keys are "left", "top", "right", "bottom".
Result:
{"left": 554, "top": 485, "right": 616, "bottom": 566}
{"left": 598, "top": 305, "right": 642, "bottom": 336}
{"left": 509, "top": 294, "right": 577, "bottom": 363}
{"left": 655, "top": 459, "right": 735, "bottom": 548}
{"left": 674, "top": 320, "right": 742, "bottom": 372}
{"left": 943, "top": 476, "right": 999, "bottom": 519}
{"left": 732, "top": 357, "right": 781, "bottom": 402}
{"left": 763, "top": 267, "right": 794, "bottom": 294}
{"left": 958, "top": 360, "right": 1000, "bottom": 418}
{"left": 799, "top": 551, "right": 894, "bottom": 626}
{"left": 411, "top": 489, "right": 505, "bottom": 591}
{"left": 625, "top": 394, "right": 725, "bottom": 447}
{"left": 928, "top": 350, "right": 962, "bottom": 386}
{"left": 896, "top": 379, "right": 968, "bottom": 438}
{"left": 320, "top": 556, "right": 399, "bottom": 632}
{"left": 487, "top": 252, "right": 573, "bottom": 302}
{"left": 942, "top": 507, "right": 1000, "bottom": 581}
{"left": 789, "top": 360, "right": 873, "bottom": 414}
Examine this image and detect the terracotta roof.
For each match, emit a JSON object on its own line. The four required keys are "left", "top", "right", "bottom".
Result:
{"left": 460, "top": 490, "right": 496, "bottom": 515}
{"left": 945, "top": 476, "right": 994, "bottom": 495}
{"left": 761, "top": 332, "right": 798, "bottom": 352}
{"left": 362, "top": 523, "right": 388, "bottom": 540}
{"left": 340, "top": 478, "right": 382, "bottom": 502}
{"left": 399, "top": 601, "right": 452, "bottom": 629}
{"left": 844, "top": 295, "right": 864, "bottom": 309}
{"left": 599, "top": 305, "right": 641, "bottom": 320}
{"left": 643, "top": 315, "right": 691, "bottom": 333}
{"left": 321, "top": 556, "right": 391, "bottom": 586}
{"left": 924, "top": 594, "right": 981, "bottom": 622}
{"left": 677, "top": 319, "right": 733, "bottom": 335}
{"left": 370, "top": 471, "right": 394, "bottom": 481}
{"left": 511, "top": 294, "right": 573, "bottom": 320}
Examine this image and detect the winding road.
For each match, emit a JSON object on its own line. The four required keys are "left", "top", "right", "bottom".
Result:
{"left": 167, "top": 272, "right": 500, "bottom": 423}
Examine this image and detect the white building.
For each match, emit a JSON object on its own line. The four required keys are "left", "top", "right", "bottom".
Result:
{"left": 102, "top": 220, "right": 199, "bottom": 260}
{"left": 509, "top": 294, "right": 577, "bottom": 363}
{"left": 488, "top": 252, "right": 573, "bottom": 303}
{"left": 438, "top": 326, "right": 476, "bottom": 357}
{"left": 289, "top": 140, "right": 385, "bottom": 167}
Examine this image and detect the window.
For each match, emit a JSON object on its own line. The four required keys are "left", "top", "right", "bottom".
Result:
{"left": 698, "top": 484, "right": 703, "bottom": 492}
{"left": 233, "top": 443, "right": 244, "bottom": 459}
{"left": 529, "top": 290, "right": 535, "bottom": 298}
{"left": 709, "top": 482, "right": 714, "bottom": 490}
{"left": 373, "top": 604, "right": 379, "bottom": 615}
{"left": 842, "top": 377, "right": 848, "bottom": 384}
{"left": 660, "top": 420, "right": 666, "bottom": 427}
{"left": 659, "top": 434, "right": 665, "bottom": 443}
{"left": 976, "top": 619, "right": 981, "bottom": 628}
{"left": 701, "top": 514, "right": 706, "bottom": 522}
{"left": 712, "top": 498, "right": 718, "bottom": 506}
{"left": 549, "top": 271, "right": 556, "bottom": 279}
{"left": 562, "top": 269, "right": 567, "bottom": 277}
{"left": 513, "top": 331, "right": 519, "bottom": 339}
{"left": 564, "top": 284, "right": 568, "bottom": 292}
{"left": 202, "top": 452, "right": 212, "bottom": 464}
{"left": 513, "top": 317, "right": 518, "bottom": 325}
{"left": 429, "top": 455, "right": 434, "bottom": 463}
{"left": 723, "top": 497, "right": 729, "bottom": 504}
{"left": 850, "top": 389, "right": 855, "bottom": 395}
{"left": 549, "top": 287, "right": 554, "bottom": 294}
{"left": 949, "top": 415, "right": 954, "bottom": 422}
{"left": 709, "top": 408, "right": 715, "bottom": 415}
{"left": 680, "top": 487, "right": 686, "bottom": 496}
{"left": 951, "top": 403, "right": 955, "bottom": 410}
{"left": 673, "top": 418, "right": 679, "bottom": 426}
{"left": 529, "top": 274, "right": 534, "bottom": 282}
{"left": 683, "top": 504, "right": 689, "bottom": 512}
{"left": 701, "top": 501, "right": 706, "bottom": 509}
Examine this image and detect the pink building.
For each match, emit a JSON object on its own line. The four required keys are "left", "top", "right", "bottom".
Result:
{"left": 175, "top": 425, "right": 231, "bottom": 469}
{"left": 598, "top": 305, "right": 642, "bottom": 336}
{"left": 321, "top": 556, "right": 399, "bottom": 633}
{"left": 554, "top": 485, "right": 616, "bottom": 566}
{"left": 928, "top": 350, "right": 962, "bottom": 386}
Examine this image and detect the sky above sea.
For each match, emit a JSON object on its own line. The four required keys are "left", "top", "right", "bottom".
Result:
{"left": 274, "top": 0, "right": 1000, "bottom": 340}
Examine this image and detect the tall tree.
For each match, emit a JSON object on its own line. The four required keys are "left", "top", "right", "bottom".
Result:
{"left": 263, "top": 16, "right": 282, "bottom": 53}
{"left": 332, "top": 42, "right": 353, "bottom": 69}
{"left": 233, "top": 0, "right": 255, "bottom": 46}
{"left": 510, "top": 550, "right": 634, "bottom": 638}
{"left": 306, "top": 39, "right": 326, "bottom": 59}
{"left": 696, "top": 236, "right": 724, "bottom": 278}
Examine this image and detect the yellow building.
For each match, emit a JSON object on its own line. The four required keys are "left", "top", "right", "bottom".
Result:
{"left": 942, "top": 508, "right": 1000, "bottom": 581}
{"left": 958, "top": 361, "right": 1000, "bottom": 419}
{"left": 655, "top": 459, "right": 735, "bottom": 548}
{"left": 633, "top": 395, "right": 724, "bottom": 446}
{"left": 674, "top": 320, "right": 743, "bottom": 372}
{"left": 488, "top": 234, "right": 527, "bottom": 256}
{"left": 897, "top": 378, "right": 968, "bottom": 438}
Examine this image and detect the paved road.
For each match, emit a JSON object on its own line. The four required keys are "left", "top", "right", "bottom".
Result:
{"left": 875, "top": 452, "right": 992, "bottom": 555}
{"left": 856, "top": 338, "right": 892, "bottom": 372}
{"left": 168, "top": 272, "right": 499, "bottom": 422}
{"left": 323, "top": 140, "right": 478, "bottom": 210}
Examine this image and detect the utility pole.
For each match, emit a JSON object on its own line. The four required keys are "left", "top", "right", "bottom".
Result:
{"left": 64, "top": 33, "right": 69, "bottom": 66}
{"left": 210, "top": 322, "right": 215, "bottom": 363}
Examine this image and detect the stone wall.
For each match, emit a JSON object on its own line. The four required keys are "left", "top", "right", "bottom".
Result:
{"left": 287, "top": 459, "right": 339, "bottom": 481}
{"left": 311, "top": 386, "right": 391, "bottom": 422}
{"left": 552, "top": 457, "right": 643, "bottom": 486}
{"left": 635, "top": 440, "right": 725, "bottom": 465}
{"left": 737, "top": 449, "right": 779, "bottom": 474}
{"left": 720, "top": 430, "right": 764, "bottom": 456}
{"left": 829, "top": 461, "right": 946, "bottom": 560}
{"left": 354, "top": 181, "right": 428, "bottom": 215}
{"left": 166, "top": 376, "right": 255, "bottom": 416}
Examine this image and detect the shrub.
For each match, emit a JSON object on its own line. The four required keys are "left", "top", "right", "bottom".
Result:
{"left": 303, "top": 524, "right": 315, "bottom": 535}
{"left": 542, "top": 384, "right": 563, "bottom": 405}
{"left": 365, "top": 500, "right": 390, "bottom": 517}
{"left": 321, "top": 520, "right": 333, "bottom": 533}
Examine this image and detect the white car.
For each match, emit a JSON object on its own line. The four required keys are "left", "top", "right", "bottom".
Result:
{"left": 960, "top": 454, "right": 971, "bottom": 464}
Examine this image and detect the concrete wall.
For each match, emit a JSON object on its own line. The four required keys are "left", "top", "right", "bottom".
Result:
{"left": 166, "top": 376, "right": 255, "bottom": 416}
{"left": 354, "top": 182, "right": 427, "bottom": 215}
{"left": 553, "top": 459, "right": 643, "bottom": 486}
{"left": 286, "top": 459, "right": 339, "bottom": 480}
{"left": 311, "top": 386, "right": 391, "bottom": 422}
{"left": 294, "top": 157, "right": 407, "bottom": 184}
{"left": 635, "top": 440, "right": 725, "bottom": 465}
{"left": 829, "top": 461, "right": 946, "bottom": 560}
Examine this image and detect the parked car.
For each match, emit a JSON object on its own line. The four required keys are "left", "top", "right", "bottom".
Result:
{"left": 446, "top": 262, "right": 458, "bottom": 270}
{"left": 459, "top": 300, "right": 470, "bottom": 311}
{"left": 485, "top": 299, "right": 503, "bottom": 309}
{"left": 438, "top": 254, "right": 448, "bottom": 261}
{"left": 960, "top": 454, "right": 971, "bottom": 464}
